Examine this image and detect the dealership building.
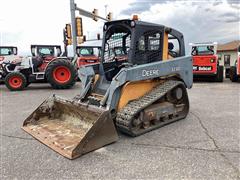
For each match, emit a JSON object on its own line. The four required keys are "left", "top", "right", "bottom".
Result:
{"left": 217, "top": 40, "right": 240, "bottom": 77}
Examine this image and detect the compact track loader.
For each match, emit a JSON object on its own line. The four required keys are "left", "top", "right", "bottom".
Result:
{"left": 22, "top": 19, "right": 193, "bottom": 159}
{"left": 190, "top": 42, "right": 223, "bottom": 82}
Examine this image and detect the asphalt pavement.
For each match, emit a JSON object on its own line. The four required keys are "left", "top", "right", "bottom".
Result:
{"left": 0, "top": 80, "right": 239, "bottom": 179}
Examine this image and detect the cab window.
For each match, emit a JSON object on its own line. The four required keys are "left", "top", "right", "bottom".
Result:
{"left": 168, "top": 35, "right": 180, "bottom": 58}
{"left": 135, "top": 31, "right": 162, "bottom": 64}
{"left": 38, "top": 47, "right": 54, "bottom": 56}
{"left": 0, "top": 48, "right": 13, "bottom": 56}
{"left": 79, "top": 48, "right": 94, "bottom": 55}
{"left": 191, "top": 46, "right": 214, "bottom": 55}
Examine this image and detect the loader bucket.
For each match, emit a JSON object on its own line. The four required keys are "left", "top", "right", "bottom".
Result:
{"left": 22, "top": 95, "right": 118, "bottom": 159}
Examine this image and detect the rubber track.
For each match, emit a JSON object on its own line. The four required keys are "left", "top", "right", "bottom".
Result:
{"left": 116, "top": 80, "right": 184, "bottom": 136}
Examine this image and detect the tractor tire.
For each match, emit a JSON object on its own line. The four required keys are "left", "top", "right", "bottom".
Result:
{"left": 229, "top": 66, "right": 238, "bottom": 82}
{"left": 5, "top": 72, "right": 27, "bottom": 91}
{"left": 215, "top": 65, "right": 223, "bottom": 82}
{"left": 45, "top": 59, "right": 77, "bottom": 89}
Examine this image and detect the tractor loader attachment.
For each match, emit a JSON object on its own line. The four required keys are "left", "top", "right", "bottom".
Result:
{"left": 22, "top": 95, "right": 118, "bottom": 159}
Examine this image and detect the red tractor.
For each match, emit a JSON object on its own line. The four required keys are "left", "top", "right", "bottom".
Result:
{"left": 190, "top": 42, "right": 223, "bottom": 82}
{"left": 3, "top": 45, "right": 77, "bottom": 91}
{"left": 229, "top": 46, "right": 240, "bottom": 82}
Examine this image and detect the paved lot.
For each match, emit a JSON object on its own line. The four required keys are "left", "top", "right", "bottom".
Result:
{"left": 1, "top": 80, "right": 240, "bottom": 179}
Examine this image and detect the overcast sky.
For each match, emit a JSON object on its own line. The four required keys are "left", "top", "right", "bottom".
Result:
{"left": 0, "top": 0, "right": 239, "bottom": 55}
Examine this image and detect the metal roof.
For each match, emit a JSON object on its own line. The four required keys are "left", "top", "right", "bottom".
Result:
{"left": 217, "top": 40, "right": 240, "bottom": 52}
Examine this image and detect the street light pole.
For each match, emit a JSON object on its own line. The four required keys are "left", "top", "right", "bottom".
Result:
{"left": 70, "top": 0, "right": 77, "bottom": 55}
{"left": 104, "top": 5, "right": 108, "bottom": 17}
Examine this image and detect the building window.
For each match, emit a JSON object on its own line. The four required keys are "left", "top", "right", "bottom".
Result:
{"left": 224, "top": 55, "right": 230, "bottom": 67}
{"left": 218, "top": 54, "right": 222, "bottom": 61}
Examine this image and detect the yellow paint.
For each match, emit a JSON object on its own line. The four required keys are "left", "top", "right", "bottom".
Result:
{"left": 162, "top": 31, "right": 169, "bottom": 60}
{"left": 117, "top": 80, "right": 162, "bottom": 111}
{"left": 93, "top": 74, "right": 99, "bottom": 85}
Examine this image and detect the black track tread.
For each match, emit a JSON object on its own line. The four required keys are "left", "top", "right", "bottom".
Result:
{"left": 45, "top": 59, "right": 77, "bottom": 89}
{"left": 5, "top": 72, "right": 27, "bottom": 91}
{"left": 116, "top": 80, "right": 188, "bottom": 136}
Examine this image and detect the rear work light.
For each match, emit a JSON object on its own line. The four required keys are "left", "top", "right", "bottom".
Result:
{"left": 210, "top": 58, "right": 215, "bottom": 63}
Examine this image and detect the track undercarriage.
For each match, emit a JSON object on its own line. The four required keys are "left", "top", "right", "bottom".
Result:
{"left": 116, "top": 80, "right": 189, "bottom": 136}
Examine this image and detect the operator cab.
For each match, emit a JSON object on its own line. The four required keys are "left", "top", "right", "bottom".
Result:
{"left": 99, "top": 19, "right": 185, "bottom": 81}
{"left": 84, "top": 19, "right": 185, "bottom": 97}
{"left": 31, "top": 45, "right": 62, "bottom": 71}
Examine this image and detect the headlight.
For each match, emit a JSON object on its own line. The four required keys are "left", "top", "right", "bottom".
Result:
{"left": 130, "top": 20, "right": 136, "bottom": 28}
{"left": 210, "top": 59, "right": 215, "bottom": 63}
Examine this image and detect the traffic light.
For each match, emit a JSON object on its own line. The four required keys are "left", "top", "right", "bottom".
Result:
{"left": 92, "top": 9, "right": 98, "bottom": 21}
{"left": 66, "top": 38, "right": 72, "bottom": 46}
{"left": 77, "top": 37, "right": 83, "bottom": 44}
{"left": 77, "top": 35, "right": 86, "bottom": 44}
{"left": 75, "top": 17, "right": 83, "bottom": 37}
{"left": 107, "top": 12, "right": 113, "bottom": 21}
{"left": 65, "top": 24, "right": 72, "bottom": 39}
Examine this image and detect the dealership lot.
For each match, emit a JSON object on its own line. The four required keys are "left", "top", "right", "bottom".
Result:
{"left": 1, "top": 80, "right": 239, "bottom": 179}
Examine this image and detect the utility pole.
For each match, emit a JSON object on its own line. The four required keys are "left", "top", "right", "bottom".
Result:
{"left": 63, "top": 28, "right": 68, "bottom": 56}
{"left": 104, "top": 5, "right": 108, "bottom": 17}
{"left": 68, "top": 0, "right": 112, "bottom": 55}
{"left": 70, "top": 0, "right": 77, "bottom": 55}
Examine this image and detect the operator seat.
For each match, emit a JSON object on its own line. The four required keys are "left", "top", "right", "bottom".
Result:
{"left": 104, "top": 52, "right": 129, "bottom": 81}
{"left": 168, "top": 42, "right": 178, "bottom": 58}
{"left": 32, "top": 57, "right": 43, "bottom": 71}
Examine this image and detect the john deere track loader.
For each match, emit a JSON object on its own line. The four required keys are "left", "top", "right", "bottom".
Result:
{"left": 22, "top": 18, "right": 193, "bottom": 159}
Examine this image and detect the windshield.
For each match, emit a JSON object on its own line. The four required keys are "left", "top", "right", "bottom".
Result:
{"left": 103, "top": 26, "right": 131, "bottom": 62}
{"left": 38, "top": 47, "right": 54, "bottom": 56}
{"left": 79, "top": 48, "right": 93, "bottom": 55}
{"left": 112, "top": 47, "right": 129, "bottom": 56}
{"left": 0, "top": 47, "right": 14, "bottom": 56}
{"left": 191, "top": 45, "right": 214, "bottom": 55}
{"left": 77, "top": 47, "right": 101, "bottom": 57}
